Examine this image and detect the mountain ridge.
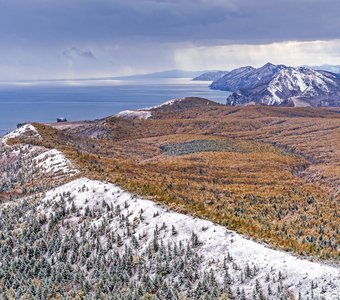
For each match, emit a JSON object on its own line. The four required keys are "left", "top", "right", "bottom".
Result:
{"left": 210, "top": 63, "right": 340, "bottom": 107}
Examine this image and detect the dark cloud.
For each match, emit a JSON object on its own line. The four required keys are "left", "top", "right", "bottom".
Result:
{"left": 0, "top": 0, "right": 339, "bottom": 79}
{"left": 0, "top": 0, "right": 339, "bottom": 46}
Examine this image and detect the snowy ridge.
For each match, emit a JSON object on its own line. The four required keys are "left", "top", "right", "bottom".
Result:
{"left": 2, "top": 124, "right": 41, "bottom": 145}
{"left": 0, "top": 128, "right": 79, "bottom": 201}
{"left": 114, "top": 109, "right": 152, "bottom": 120}
{"left": 114, "top": 98, "right": 185, "bottom": 120}
{"left": 141, "top": 97, "right": 185, "bottom": 110}
{"left": 33, "top": 149, "right": 79, "bottom": 175}
{"left": 37, "top": 178, "right": 340, "bottom": 299}
{"left": 1, "top": 125, "right": 78, "bottom": 177}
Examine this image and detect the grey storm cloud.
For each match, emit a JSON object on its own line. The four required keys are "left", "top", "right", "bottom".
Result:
{"left": 0, "top": 0, "right": 340, "bottom": 45}
{"left": 1, "top": 0, "right": 340, "bottom": 80}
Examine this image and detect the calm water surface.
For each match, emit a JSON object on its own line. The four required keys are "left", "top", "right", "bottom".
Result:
{"left": 0, "top": 78, "right": 230, "bottom": 136}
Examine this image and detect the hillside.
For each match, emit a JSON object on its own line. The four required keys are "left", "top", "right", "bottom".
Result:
{"left": 210, "top": 63, "right": 340, "bottom": 107}
{"left": 192, "top": 71, "right": 229, "bottom": 81}
{"left": 1, "top": 97, "right": 340, "bottom": 299}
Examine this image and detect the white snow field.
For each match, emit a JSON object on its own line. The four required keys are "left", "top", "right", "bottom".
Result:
{"left": 38, "top": 177, "right": 340, "bottom": 300}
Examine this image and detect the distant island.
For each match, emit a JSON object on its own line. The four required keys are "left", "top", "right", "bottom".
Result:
{"left": 192, "top": 70, "right": 229, "bottom": 81}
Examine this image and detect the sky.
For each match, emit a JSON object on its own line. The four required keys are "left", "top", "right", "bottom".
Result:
{"left": 0, "top": 0, "right": 340, "bottom": 80}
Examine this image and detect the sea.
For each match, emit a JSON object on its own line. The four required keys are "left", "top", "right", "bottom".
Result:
{"left": 0, "top": 78, "right": 230, "bottom": 136}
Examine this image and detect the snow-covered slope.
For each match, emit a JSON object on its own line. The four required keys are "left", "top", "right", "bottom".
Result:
{"left": 0, "top": 126, "right": 79, "bottom": 201}
{"left": 262, "top": 67, "right": 339, "bottom": 105}
{"left": 2, "top": 125, "right": 78, "bottom": 177}
{"left": 32, "top": 148, "right": 79, "bottom": 175}
{"left": 210, "top": 66, "right": 255, "bottom": 91}
{"left": 2, "top": 124, "right": 41, "bottom": 145}
{"left": 210, "top": 63, "right": 340, "bottom": 107}
{"left": 32, "top": 177, "right": 340, "bottom": 299}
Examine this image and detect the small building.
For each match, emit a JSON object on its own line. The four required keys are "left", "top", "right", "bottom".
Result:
{"left": 57, "top": 117, "right": 68, "bottom": 123}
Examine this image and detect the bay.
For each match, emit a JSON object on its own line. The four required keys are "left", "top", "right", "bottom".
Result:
{"left": 0, "top": 78, "right": 230, "bottom": 136}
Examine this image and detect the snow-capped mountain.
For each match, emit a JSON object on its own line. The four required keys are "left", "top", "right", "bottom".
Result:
{"left": 210, "top": 63, "right": 340, "bottom": 106}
